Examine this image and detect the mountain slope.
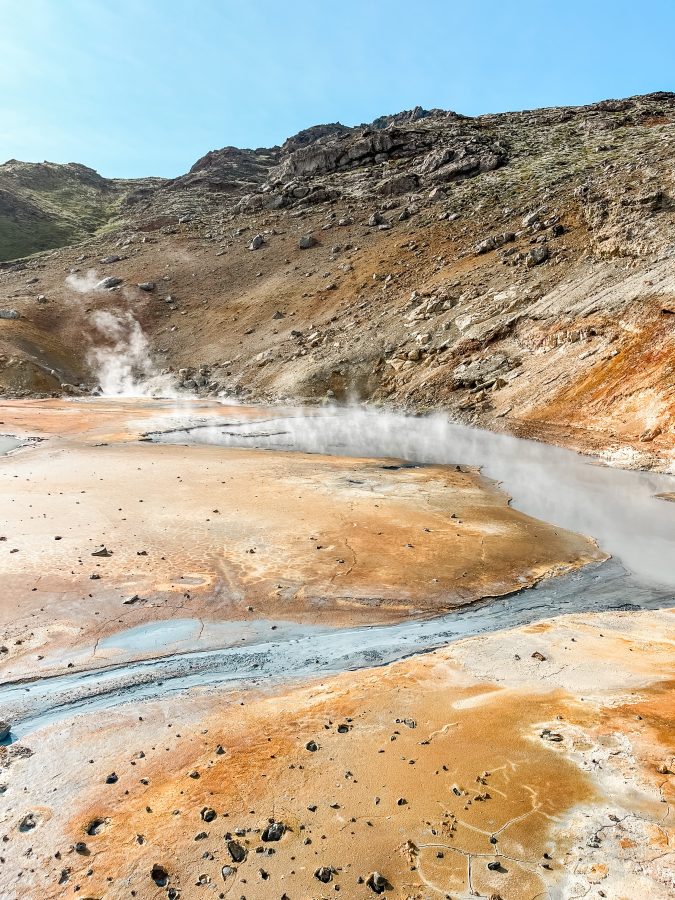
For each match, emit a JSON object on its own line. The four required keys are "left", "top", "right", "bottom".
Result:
{"left": 0, "top": 92, "right": 674, "bottom": 470}
{"left": 0, "top": 159, "right": 164, "bottom": 260}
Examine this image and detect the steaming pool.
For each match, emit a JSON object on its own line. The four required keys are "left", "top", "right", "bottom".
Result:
{"left": 147, "top": 405, "right": 675, "bottom": 587}
{"left": 1, "top": 401, "right": 674, "bottom": 741}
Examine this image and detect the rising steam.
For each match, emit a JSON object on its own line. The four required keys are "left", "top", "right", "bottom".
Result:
{"left": 86, "top": 310, "right": 176, "bottom": 397}
{"left": 65, "top": 269, "right": 178, "bottom": 397}
{"left": 65, "top": 269, "right": 102, "bottom": 294}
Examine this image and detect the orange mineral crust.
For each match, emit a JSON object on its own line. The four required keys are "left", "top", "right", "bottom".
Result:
{"left": 0, "top": 400, "right": 603, "bottom": 678}
{"left": 0, "top": 610, "right": 672, "bottom": 899}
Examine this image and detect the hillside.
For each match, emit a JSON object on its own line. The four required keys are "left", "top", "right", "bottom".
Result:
{"left": 0, "top": 92, "right": 674, "bottom": 470}
{"left": 0, "top": 159, "right": 163, "bottom": 260}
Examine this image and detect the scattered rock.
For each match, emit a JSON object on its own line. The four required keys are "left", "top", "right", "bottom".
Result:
{"left": 151, "top": 864, "right": 169, "bottom": 887}
{"left": 97, "top": 276, "right": 123, "bottom": 290}
{"left": 18, "top": 813, "right": 36, "bottom": 832}
{"left": 526, "top": 245, "right": 549, "bottom": 267}
{"left": 227, "top": 839, "right": 247, "bottom": 863}
{"left": 261, "top": 821, "right": 286, "bottom": 841}
{"left": 366, "top": 871, "right": 390, "bottom": 893}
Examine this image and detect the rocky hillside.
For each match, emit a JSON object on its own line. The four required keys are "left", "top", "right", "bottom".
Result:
{"left": 0, "top": 159, "right": 163, "bottom": 260}
{"left": 1, "top": 92, "right": 674, "bottom": 470}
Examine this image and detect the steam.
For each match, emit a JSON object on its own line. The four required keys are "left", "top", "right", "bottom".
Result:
{"left": 65, "top": 269, "right": 102, "bottom": 293}
{"left": 86, "top": 311, "right": 175, "bottom": 398}
{"left": 65, "top": 269, "right": 179, "bottom": 398}
{"left": 153, "top": 406, "right": 675, "bottom": 589}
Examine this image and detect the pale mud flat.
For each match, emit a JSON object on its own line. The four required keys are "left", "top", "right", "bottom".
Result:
{"left": 0, "top": 399, "right": 672, "bottom": 900}
{"left": 0, "top": 399, "right": 602, "bottom": 679}
{"left": 0, "top": 611, "right": 672, "bottom": 899}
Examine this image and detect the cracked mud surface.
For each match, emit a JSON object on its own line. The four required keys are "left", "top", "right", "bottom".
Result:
{"left": 0, "top": 399, "right": 602, "bottom": 680}
{"left": 0, "top": 610, "right": 672, "bottom": 898}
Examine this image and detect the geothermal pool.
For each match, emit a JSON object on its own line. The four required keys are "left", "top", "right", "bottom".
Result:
{"left": 149, "top": 405, "right": 675, "bottom": 586}
{"left": 0, "top": 399, "right": 673, "bottom": 742}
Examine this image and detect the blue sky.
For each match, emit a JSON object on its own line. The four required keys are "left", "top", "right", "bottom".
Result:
{"left": 1, "top": 0, "right": 673, "bottom": 178}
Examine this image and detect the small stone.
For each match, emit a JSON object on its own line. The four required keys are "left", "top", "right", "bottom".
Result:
{"left": 227, "top": 840, "right": 247, "bottom": 863}
{"left": 526, "top": 245, "right": 548, "bottom": 267}
{"left": 261, "top": 821, "right": 285, "bottom": 842}
{"left": 97, "top": 276, "right": 123, "bottom": 290}
{"left": 19, "top": 813, "right": 36, "bottom": 832}
{"left": 366, "top": 871, "right": 388, "bottom": 894}
{"left": 150, "top": 864, "right": 168, "bottom": 887}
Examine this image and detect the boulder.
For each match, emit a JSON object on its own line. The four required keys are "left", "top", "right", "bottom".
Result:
{"left": 526, "top": 245, "right": 549, "bottom": 266}
{"left": 377, "top": 172, "right": 419, "bottom": 196}
{"left": 97, "top": 276, "right": 123, "bottom": 290}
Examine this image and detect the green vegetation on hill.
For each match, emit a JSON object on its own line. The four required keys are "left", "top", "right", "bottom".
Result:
{"left": 0, "top": 160, "right": 163, "bottom": 261}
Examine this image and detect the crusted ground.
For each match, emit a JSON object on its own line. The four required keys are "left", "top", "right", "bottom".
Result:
{"left": 0, "top": 399, "right": 603, "bottom": 679}
{"left": 0, "top": 609, "right": 672, "bottom": 899}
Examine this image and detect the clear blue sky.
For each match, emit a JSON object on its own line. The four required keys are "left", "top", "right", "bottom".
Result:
{"left": 1, "top": 0, "right": 673, "bottom": 178}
